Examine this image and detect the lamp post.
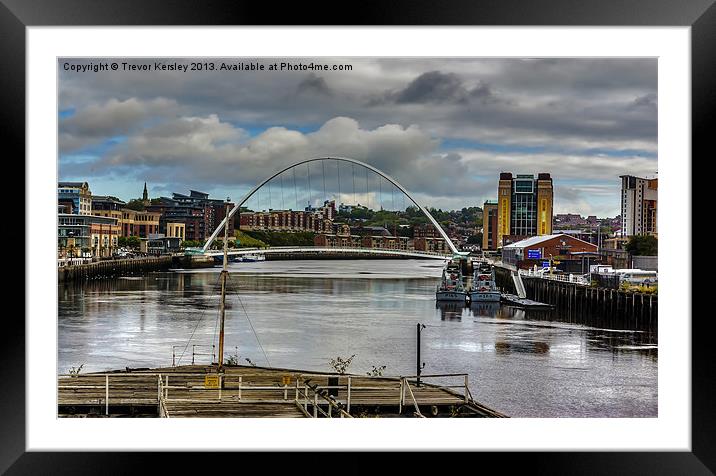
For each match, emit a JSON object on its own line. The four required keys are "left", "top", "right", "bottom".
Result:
{"left": 416, "top": 323, "right": 426, "bottom": 387}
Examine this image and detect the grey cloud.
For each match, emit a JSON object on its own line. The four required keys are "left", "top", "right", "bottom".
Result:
{"left": 58, "top": 57, "right": 657, "bottom": 215}
{"left": 58, "top": 58, "right": 657, "bottom": 153}
{"left": 394, "top": 71, "right": 470, "bottom": 104}
{"left": 61, "top": 97, "right": 177, "bottom": 137}
{"left": 629, "top": 93, "right": 658, "bottom": 110}
{"left": 296, "top": 73, "right": 333, "bottom": 96}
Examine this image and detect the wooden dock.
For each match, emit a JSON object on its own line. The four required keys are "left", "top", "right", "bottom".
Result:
{"left": 58, "top": 365, "right": 506, "bottom": 418}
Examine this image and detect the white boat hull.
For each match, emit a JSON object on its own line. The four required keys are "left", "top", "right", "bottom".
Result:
{"left": 470, "top": 291, "right": 501, "bottom": 302}
{"left": 436, "top": 291, "right": 467, "bottom": 302}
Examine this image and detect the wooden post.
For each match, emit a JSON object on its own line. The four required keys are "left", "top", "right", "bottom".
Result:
{"left": 464, "top": 375, "right": 469, "bottom": 403}
{"left": 105, "top": 375, "right": 109, "bottom": 416}
{"left": 347, "top": 377, "right": 352, "bottom": 414}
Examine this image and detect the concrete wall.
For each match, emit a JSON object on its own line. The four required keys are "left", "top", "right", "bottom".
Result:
{"left": 632, "top": 255, "right": 658, "bottom": 271}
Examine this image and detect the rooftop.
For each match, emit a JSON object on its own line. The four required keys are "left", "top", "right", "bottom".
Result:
{"left": 503, "top": 233, "right": 596, "bottom": 249}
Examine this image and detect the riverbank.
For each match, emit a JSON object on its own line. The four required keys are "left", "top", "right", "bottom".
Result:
{"left": 57, "top": 255, "right": 215, "bottom": 282}
{"left": 493, "top": 266, "right": 657, "bottom": 330}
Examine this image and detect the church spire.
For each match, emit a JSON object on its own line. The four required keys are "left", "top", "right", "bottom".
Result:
{"left": 142, "top": 182, "right": 149, "bottom": 204}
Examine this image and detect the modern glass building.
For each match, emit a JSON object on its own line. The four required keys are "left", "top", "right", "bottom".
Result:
{"left": 496, "top": 172, "right": 553, "bottom": 248}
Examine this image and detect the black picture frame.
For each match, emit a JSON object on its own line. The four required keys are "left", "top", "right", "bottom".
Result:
{"left": 7, "top": 0, "right": 711, "bottom": 473}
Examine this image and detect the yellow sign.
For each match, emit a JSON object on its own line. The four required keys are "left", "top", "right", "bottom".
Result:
{"left": 204, "top": 375, "right": 220, "bottom": 388}
{"left": 282, "top": 375, "right": 291, "bottom": 386}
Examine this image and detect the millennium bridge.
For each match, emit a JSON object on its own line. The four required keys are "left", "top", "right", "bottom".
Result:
{"left": 190, "top": 157, "right": 468, "bottom": 261}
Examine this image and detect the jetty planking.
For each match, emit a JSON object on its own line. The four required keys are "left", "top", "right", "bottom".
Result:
{"left": 58, "top": 364, "right": 506, "bottom": 418}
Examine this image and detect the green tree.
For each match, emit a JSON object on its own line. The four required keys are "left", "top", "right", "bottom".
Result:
{"left": 124, "top": 199, "right": 146, "bottom": 211}
{"left": 117, "top": 236, "right": 128, "bottom": 247}
{"left": 127, "top": 236, "right": 141, "bottom": 249}
{"left": 625, "top": 235, "right": 658, "bottom": 256}
{"left": 466, "top": 233, "right": 483, "bottom": 245}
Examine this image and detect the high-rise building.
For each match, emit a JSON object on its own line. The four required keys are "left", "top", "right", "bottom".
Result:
{"left": 495, "top": 172, "right": 553, "bottom": 247}
{"left": 482, "top": 200, "right": 498, "bottom": 251}
{"left": 620, "top": 175, "right": 657, "bottom": 237}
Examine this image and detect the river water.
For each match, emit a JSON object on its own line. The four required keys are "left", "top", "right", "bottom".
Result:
{"left": 58, "top": 259, "right": 657, "bottom": 417}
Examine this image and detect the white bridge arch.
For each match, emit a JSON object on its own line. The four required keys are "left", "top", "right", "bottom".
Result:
{"left": 202, "top": 157, "right": 461, "bottom": 255}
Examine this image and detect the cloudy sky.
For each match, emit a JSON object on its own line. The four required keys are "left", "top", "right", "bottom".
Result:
{"left": 58, "top": 58, "right": 657, "bottom": 217}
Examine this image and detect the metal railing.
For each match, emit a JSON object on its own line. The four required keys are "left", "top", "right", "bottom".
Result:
{"left": 170, "top": 345, "right": 216, "bottom": 366}
{"left": 201, "top": 246, "right": 452, "bottom": 259}
{"left": 519, "top": 268, "right": 591, "bottom": 285}
{"left": 59, "top": 371, "right": 472, "bottom": 418}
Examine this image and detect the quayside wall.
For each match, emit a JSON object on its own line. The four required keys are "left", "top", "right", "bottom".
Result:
{"left": 493, "top": 266, "right": 657, "bottom": 331}
{"left": 57, "top": 255, "right": 215, "bottom": 282}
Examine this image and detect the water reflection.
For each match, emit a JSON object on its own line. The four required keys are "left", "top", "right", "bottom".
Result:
{"left": 470, "top": 301, "right": 501, "bottom": 317}
{"left": 58, "top": 259, "right": 657, "bottom": 417}
{"left": 435, "top": 301, "right": 465, "bottom": 321}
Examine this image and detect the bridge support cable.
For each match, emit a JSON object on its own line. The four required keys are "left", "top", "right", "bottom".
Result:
{"left": 201, "top": 157, "right": 460, "bottom": 255}
{"left": 379, "top": 176, "right": 382, "bottom": 210}
{"left": 307, "top": 162, "right": 312, "bottom": 209}
{"left": 322, "top": 160, "right": 326, "bottom": 204}
{"left": 336, "top": 159, "right": 341, "bottom": 205}
{"left": 280, "top": 173, "right": 285, "bottom": 210}
{"left": 293, "top": 167, "right": 298, "bottom": 211}
{"left": 352, "top": 163, "right": 356, "bottom": 205}
{"left": 268, "top": 178, "right": 272, "bottom": 210}
{"left": 365, "top": 167, "right": 370, "bottom": 210}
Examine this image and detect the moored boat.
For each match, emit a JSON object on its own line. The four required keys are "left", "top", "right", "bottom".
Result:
{"left": 470, "top": 262, "right": 501, "bottom": 303}
{"left": 436, "top": 265, "right": 467, "bottom": 303}
{"left": 238, "top": 253, "right": 266, "bottom": 262}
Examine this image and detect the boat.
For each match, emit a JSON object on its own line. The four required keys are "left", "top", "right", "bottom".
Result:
{"left": 238, "top": 253, "right": 266, "bottom": 262}
{"left": 436, "top": 264, "right": 468, "bottom": 303}
{"left": 470, "top": 262, "right": 501, "bottom": 303}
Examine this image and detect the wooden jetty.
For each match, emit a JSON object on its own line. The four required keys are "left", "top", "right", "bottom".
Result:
{"left": 500, "top": 293, "right": 555, "bottom": 310}
{"left": 58, "top": 364, "right": 506, "bottom": 418}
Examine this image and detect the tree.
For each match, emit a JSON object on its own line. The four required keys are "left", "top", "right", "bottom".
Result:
{"left": 127, "top": 236, "right": 141, "bottom": 249}
{"left": 117, "top": 236, "right": 128, "bottom": 247}
{"left": 625, "top": 235, "right": 657, "bottom": 256}
{"left": 329, "top": 354, "right": 355, "bottom": 374}
{"left": 466, "top": 233, "right": 483, "bottom": 245}
{"left": 124, "top": 199, "right": 146, "bottom": 211}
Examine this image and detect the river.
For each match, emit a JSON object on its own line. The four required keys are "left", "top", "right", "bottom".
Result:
{"left": 58, "top": 259, "right": 657, "bottom": 417}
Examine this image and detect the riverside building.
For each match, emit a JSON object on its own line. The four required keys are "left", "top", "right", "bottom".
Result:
{"left": 495, "top": 172, "right": 553, "bottom": 248}
{"left": 620, "top": 175, "right": 657, "bottom": 237}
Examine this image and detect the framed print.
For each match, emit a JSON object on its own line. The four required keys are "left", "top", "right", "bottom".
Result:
{"left": 7, "top": 0, "right": 713, "bottom": 472}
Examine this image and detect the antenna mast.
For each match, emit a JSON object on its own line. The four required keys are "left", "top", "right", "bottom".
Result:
{"left": 218, "top": 199, "right": 230, "bottom": 369}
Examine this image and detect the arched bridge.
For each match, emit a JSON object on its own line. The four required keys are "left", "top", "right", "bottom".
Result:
{"left": 197, "top": 246, "right": 451, "bottom": 261}
{"left": 201, "top": 157, "right": 465, "bottom": 258}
